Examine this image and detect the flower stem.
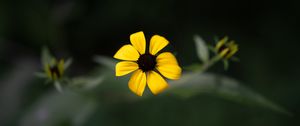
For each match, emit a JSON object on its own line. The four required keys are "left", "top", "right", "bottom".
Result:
{"left": 200, "top": 55, "right": 222, "bottom": 73}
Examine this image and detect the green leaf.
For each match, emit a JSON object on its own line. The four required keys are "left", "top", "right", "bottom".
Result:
{"left": 93, "top": 55, "right": 117, "bottom": 70}
{"left": 194, "top": 35, "right": 209, "bottom": 63}
{"left": 54, "top": 81, "right": 63, "bottom": 93}
{"left": 41, "top": 46, "right": 52, "bottom": 66}
{"left": 183, "top": 63, "right": 203, "bottom": 71}
{"left": 168, "top": 72, "right": 291, "bottom": 115}
{"left": 64, "top": 58, "right": 73, "bottom": 70}
{"left": 71, "top": 76, "right": 105, "bottom": 90}
{"left": 207, "top": 45, "right": 216, "bottom": 53}
{"left": 35, "top": 72, "right": 47, "bottom": 78}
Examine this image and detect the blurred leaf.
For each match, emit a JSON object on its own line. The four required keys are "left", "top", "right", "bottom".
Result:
{"left": 41, "top": 47, "right": 52, "bottom": 66}
{"left": 168, "top": 72, "right": 291, "bottom": 115}
{"left": 194, "top": 35, "right": 209, "bottom": 63}
{"left": 183, "top": 63, "right": 202, "bottom": 71}
{"left": 35, "top": 72, "right": 47, "bottom": 78}
{"left": 54, "top": 81, "right": 63, "bottom": 93}
{"left": 64, "top": 58, "right": 73, "bottom": 70}
{"left": 207, "top": 45, "right": 216, "bottom": 53}
{"left": 93, "top": 55, "right": 117, "bottom": 70}
{"left": 72, "top": 76, "right": 105, "bottom": 90}
{"left": 90, "top": 57, "right": 291, "bottom": 116}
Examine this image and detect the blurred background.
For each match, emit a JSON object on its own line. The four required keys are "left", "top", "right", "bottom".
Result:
{"left": 0, "top": 0, "right": 300, "bottom": 126}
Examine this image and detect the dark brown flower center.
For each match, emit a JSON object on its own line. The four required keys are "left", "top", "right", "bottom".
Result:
{"left": 217, "top": 45, "right": 227, "bottom": 53}
{"left": 137, "top": 53, "right": 157, "bottom": 72}
{"left": 217, "top": 45, "right": 231, "bottom": 57}
{"left": 50, "top": 65, "right": 61, "bottom": 78}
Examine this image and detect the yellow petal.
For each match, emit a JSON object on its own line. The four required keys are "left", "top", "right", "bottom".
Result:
{"left": 115, "top": 61, "right": 139, "bottom": 76}
{"left": 219, "top": 48, "right": 230, "bottom": 58}
{"left": 226, "top": 44, "right": 238, "bottom": 59}
{"left": 128, "top": 69, "right": 146, "bottom": 96}
{"left": 50, "top": 58, "right": 57, "bottom": 66}
{"left": 130, "top": 31, "right": 146, "bottom": 54}
{"left": 114, "top": 44, "right": 140, "bottom": 61}
{"left": 156, "top": 64, "right": 182, "bottom": 80}
{"left": 44, "top": 64, "right": 52, "bottom": 79}
{"left": 156, "top": 52, "right": 181, "bottom": 80}
{"left": 149, "top": 35, "right": 169, "bottom": 55}
{"left": 52, "top": 73, "right": 57, "bottom": 80}
{"left": 58, "top": 59, "right": 64, "bottom": 76}
{"left": 216, "top": 36, "right": 228, "bottom": 51}
{"left": 146, "top": 71, "right": 169, "bottom": 95}
{"left": 156, "top": 52, "right": 178, "bottom": 65}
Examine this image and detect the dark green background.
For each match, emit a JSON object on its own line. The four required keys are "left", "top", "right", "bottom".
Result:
{"left": 0, "top": 0, "right": 299, "bottom": 125}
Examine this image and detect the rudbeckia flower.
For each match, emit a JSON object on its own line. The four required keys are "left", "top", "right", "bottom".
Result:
{"left": 114, "top": 31, "right": 182, "bottom": 96}
{"left": 215, "top": 36, "right": 238, "bottom": 59}
{"left": 44, "top": 58, "right": 65, "bottom": 81}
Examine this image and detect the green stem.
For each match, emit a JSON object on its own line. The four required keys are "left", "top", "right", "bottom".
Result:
{"left": 200, "top": 56, "right": 222, "bottom": 73}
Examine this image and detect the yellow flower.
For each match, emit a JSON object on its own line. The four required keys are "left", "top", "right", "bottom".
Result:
{"left": 215, "top": 36, "right": 238, "bottom": 59}
{"left": 114, "top": 31, "right": 182, "bottom": 96}
{"left": 44, "top": 58, "right": 65, "bottom": 81}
